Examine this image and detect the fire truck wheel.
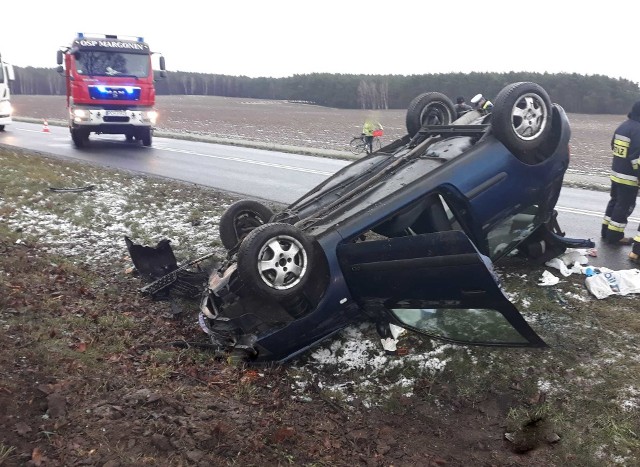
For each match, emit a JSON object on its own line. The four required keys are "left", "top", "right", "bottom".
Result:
{"left": 71, "top": 129, "right": 88, "bottom": 148}
{"left": 141, "top": 128, "right": 152, "bottom": 147}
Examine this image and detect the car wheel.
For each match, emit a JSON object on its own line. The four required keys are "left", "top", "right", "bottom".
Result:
{"left": 237, "top": 223, "right": 313, "bottom": 299}
{"left": 491, "top": 82, "right": 552, "bottom": 154}
{"left": 406, "top": 92, "right": 457, "bottom": 137}
{"left": 0, "top": 125, "right": 5, "bottom": 132}
{"left": 219, "top": 200, "right": 274, "bottom": 250}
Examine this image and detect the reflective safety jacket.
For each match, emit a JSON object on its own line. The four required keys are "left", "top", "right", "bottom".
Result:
{"left": 362, "top": 120, "right": 381, "bottom": 136}
{"left": 481, "top": 100, "right": 493, "bottom": 112}
{"left": 610, "top": 118, "right": 640, "bottom": 186}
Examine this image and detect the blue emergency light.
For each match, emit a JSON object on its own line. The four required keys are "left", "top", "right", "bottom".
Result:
{"left": 95, "top": 86, "right": 136, "bottom": 95}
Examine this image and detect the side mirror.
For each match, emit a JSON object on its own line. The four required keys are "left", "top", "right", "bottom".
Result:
{"left": 56, "top": 65, "right": 64, "bottom": 74}
{"left": 153, "top": 69, "right": 167, "bottom": 82}
{"left": 159, "top": 56, "right": 166, "bottom": 71}
{"left": 56, "top": 50, "right": 63, "bottom": 66}
{"left": 6, "top": 64, "right": 15, "bottom": 81}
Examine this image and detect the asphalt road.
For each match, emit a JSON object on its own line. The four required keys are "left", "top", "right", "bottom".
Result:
{"left": 2, "top": 121, "right": 639, "bottom": 271}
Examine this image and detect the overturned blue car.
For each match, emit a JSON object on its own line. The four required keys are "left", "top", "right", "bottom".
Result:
{"left": 194, "top": 82, "right": 594, "bottom": 363}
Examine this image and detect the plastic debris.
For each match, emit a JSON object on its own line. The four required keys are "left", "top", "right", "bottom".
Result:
{"left": 538, "top": 270, "right": 560, "bottom": 286}
{"left": 545, "top": 248, "right": 589, "bottom": 277}
{"left": 49, "top": 185, "right": 95, "bottom": 193}
{"left": 380, "top": 337, "right": 398, "bottom": 353}
{"left": 585, "top": 268, "right": 640, "bottom": 299}
{"left": 558, "top": 249, "right": 589, "bottom": 266}
{"left": 380, "top": 324, "right": 406, "bottom": 355}
{"left": 580, "top": 266, "right": 600, "bottom": 277}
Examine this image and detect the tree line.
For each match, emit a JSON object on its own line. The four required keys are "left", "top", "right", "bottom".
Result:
{"left": 10, "top": 66, "right": 640, "bottom": 115}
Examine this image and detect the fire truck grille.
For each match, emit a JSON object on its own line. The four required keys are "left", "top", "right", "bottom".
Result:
{"left": 89, "top": 86, "right": 141, "bottom": 101}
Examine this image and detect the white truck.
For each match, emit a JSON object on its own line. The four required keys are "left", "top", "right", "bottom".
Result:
{"left": 0, "top": 54, "right": 15, "bottom": 131}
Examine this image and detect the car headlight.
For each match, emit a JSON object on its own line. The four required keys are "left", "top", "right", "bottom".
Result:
{"left": 0, "top": 100, "right": 11, "bottom": 115}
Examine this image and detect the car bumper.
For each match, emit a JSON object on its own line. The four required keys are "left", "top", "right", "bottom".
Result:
{"left": 69, "top": 106, "right": 156, "bottom": 129}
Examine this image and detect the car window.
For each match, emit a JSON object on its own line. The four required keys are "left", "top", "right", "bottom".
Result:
{"left": 389, "top": 307, "right": 528, "bottom": 344}
{"left": 485, "top": 204, "right": 540, "bottom": 259}
{"left": 352, "top": 193, "right": 463, "bottom": 241}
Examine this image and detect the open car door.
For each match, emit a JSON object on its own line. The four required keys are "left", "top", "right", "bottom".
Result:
{"left": 337, "top": 229, "right": 546, "bottom": 347}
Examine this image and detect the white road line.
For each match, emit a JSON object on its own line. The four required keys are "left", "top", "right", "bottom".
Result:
{"left": 158, "top": 146, "right": 335, "bottom": 176}
{"left": 557, "top": 205, "right": 640, "bottom": 223}
{"left": 15, "top": 127, "right": 51, "bottom": 134}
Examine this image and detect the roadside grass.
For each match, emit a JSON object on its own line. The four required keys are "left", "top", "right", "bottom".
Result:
{"left": 1, "top": 146, "right": 639, "bottom": 465}
{"left": 429, "top": 262, "right": 640, "bottom": 464}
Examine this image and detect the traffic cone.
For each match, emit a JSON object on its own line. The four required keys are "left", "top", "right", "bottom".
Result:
{"left": 42, "top": 120, "right": 50, "bottom": 133}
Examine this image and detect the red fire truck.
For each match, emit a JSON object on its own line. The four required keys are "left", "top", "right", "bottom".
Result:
{"left": 57, "top": 33, "right": 166, "bottom": 148}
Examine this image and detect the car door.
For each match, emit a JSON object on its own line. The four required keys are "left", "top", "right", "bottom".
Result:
{"left": 336, "top": 208, "right": 546, "bottom": 347}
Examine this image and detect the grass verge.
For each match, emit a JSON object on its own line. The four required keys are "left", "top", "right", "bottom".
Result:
{"left": 1, "top": 147, "right": 638, "bottom": 466}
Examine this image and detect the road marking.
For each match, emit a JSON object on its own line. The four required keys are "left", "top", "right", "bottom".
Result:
{"left": 15, "top": 127, "right": 51, "bottom": 134}
{"left": 158, "top": 146, "right": 334, "bottom": 176}
{"left": 557, "top": 205, "right": 640, "bottom": 223}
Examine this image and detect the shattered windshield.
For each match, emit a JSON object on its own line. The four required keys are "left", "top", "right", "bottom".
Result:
{"left": 74, "top": 52, "right": 150, "bottom": 78}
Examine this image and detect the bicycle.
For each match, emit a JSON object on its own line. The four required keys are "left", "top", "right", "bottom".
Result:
{"left": 349, "top": 132, "right": 382, "bottom": 155}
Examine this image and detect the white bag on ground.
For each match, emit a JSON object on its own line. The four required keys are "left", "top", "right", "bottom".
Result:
{"left": 585, "top": 269, "right": 640, "bottom": 299}
{"left": 545, "top": 248, "right": 589, "bottom": 277}
{"left": 538, "top": 270, "right": 560, "bottom": 286}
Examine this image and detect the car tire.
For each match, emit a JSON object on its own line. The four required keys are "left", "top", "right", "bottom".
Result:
{"left": 237, "top": 222, "right": 313, "bottom": 300}
{"left": 406, "top": 92, "right": 457, "bottom": 137}
{"left": 491, "top": 82, "right": 552, "bottom": 155}
{"left": 219, "top": 200, "right": 274, "bottom": 250}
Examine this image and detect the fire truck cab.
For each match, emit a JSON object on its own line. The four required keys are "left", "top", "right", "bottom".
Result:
{"left": 57, "top": 33, "right": 165, "bottom": 148}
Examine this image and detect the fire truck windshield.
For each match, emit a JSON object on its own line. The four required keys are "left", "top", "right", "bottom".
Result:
{"left": 74, "top": 51, "right": 150, "bottom": 78}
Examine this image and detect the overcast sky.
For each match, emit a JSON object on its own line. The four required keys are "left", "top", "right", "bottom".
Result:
{"left": 2, "top": 1, "right": 639, "bottom": 85}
